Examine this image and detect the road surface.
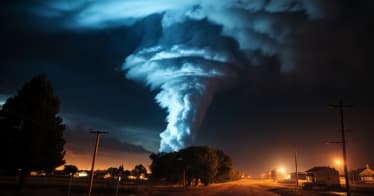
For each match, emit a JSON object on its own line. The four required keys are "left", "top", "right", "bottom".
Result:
{"left": 147, "top": 179, "right": 281, "bottom": 196}
{"left": 145, "top": 179, "right": 372, "bottom": 196}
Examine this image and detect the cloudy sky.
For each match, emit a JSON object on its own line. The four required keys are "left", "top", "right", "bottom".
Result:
{"left": 1, "top": 0, "right": 373, "bottom": 175}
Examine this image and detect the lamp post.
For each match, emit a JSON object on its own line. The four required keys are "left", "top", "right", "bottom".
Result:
{"left": 335, "top": 159, "right": 343, "bottom": 172}
{"left": 294, "top": 150, "right": 298, "bottom": 187}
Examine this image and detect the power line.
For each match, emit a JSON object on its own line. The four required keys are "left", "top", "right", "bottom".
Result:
{"left": 329, "top": 100, "right": 352, "bottom": 196}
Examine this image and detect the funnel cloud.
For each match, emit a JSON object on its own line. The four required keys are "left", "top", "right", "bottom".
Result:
{"left": 123, "top": 31, "right": 240, "bottom": 151}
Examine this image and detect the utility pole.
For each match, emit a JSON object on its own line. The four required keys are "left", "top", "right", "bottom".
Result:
{"left": 115, "top": 163, "right": 124, "bottom": 196}
{"left": 67, "top": 172, "right": 73, "bottom": 196}
{"left": 88, "top": 130, "right": 108, "bottom": 196}
{"left": 294, "top": 150, "right": 298, "bottom": 187}
{"left": 329, "top": 100, "right": 352, "bottom": 196}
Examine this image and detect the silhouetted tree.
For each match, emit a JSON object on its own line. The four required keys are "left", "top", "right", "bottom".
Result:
{"left": 107, "top": 167, "right": 119, "bottom": 177}
{"left": 123, "top": 170, "right": 131, "bottom": 179}
{"left": 215, "top": 150, "right": 232, "bottom": 182}
{"left": 149, "top": 146, "right": 231, "bottom": 186}
{"left": 0, "top": 75, "right": 66, "bottom": 187}
{"left": 150, "top": 152, "right": 183, "bottom": 182}
{"left": 132, "top": 164, "right": 147, "bottom": 179}
{"left": 180, "top": 146, "right": 218, "bottom": 186}
{"left": 118, "top": 164, "right": 124, "bottom": 176}
{"left": 63, "top": 165, "right": 78, "bottom": 176}
{"left": 107, "top": 165, "right": 124, "bottom": 179}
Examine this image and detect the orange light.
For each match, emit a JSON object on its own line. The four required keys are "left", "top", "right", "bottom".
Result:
{"left": 278, "top": 167, "right": 286, "bottom": 174}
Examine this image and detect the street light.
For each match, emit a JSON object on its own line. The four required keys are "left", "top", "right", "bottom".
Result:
{"left": 278, "top": 167, "right": 286, "bottom": 174}
{"left": 334, "top": 159, "right": 344, "bottom": 174}
{"left": 335, "top": 159, "right": 342, "bottom": 166}
{"left": 277, "top": 167, "right": 287, "bottom": 181}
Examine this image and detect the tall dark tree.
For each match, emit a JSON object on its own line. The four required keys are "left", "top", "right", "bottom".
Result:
{"left": 0, "top": 75, "right": 65, "bottom": 185}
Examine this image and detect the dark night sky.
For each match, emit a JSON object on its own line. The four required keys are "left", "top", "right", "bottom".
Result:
{"left": 0, "top": 0, "right": 373, "bottom": 175}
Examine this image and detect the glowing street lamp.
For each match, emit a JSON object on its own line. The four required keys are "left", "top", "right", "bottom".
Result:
{"left": 276, "top": 167, "right": 287, "bottom": 180}
{"left": 335, "top": 159, "right": 344, "bottom": 174}
{"left": 278, "top": 167, "right": 286, "bottom": 174}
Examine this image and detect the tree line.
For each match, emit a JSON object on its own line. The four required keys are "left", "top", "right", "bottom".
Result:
{"left": 62, "top": 164, "right": 148, "bottom": 179}
{"left": 149, "top": 146, "right": 233, "bottom": 186}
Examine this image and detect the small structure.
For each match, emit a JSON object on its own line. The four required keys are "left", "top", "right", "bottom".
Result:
{"left": 303, "top": 166, "right": 340, "bottom": 190}
{"left": 351, "top": 164, "right": 374, "bottom": 184}
{"left": 74, "top": 170, "right": 89, "bottom": 178}
{"left": 289, "top": 172, "right": 307, "bottom": 184}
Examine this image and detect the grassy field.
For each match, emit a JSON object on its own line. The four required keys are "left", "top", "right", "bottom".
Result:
{"left": 1, "top": 176, "right": 374, "bottom": 196}
{"left": 0, "top": 176, "right": 154, "bottom": 196}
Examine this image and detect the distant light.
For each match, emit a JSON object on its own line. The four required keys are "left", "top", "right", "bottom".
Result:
{"left": 335, "top": 160, "right": 343, "bottom": 166}
{"left": 278, "top": 167, "right": 286, "bottom": 174}
{"left": 30, "top": 171, "right": 46, "bottom": 176}
{"left": 75, "top": 171, "right": 88, "bottom": 177}
{"left": 103, "top": 173, "right": 112, "bottom": 179}
{"left": 128, "top": 175, "right": 136, "bottom": 180}
{"left": 139, "top": 175, "right": 148, "bottom": 180}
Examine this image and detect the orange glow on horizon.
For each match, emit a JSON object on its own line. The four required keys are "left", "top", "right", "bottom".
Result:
{"left": 61, "top": 150, "right": 151, "bottom": 171}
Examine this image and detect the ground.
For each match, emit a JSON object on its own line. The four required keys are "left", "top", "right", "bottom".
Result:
{"left": 0, "top": 176, "right": 373, "bottom": 195}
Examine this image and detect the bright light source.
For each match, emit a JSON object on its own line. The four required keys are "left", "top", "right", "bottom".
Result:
{"left": 278, "top": 167, "right": 286, "bottom": 174}
{"left": 128, "top": 175, "right": 136, "bottom": 180}
{"left": 335, "top": 160, "right": 342, "bottom": 166}
{"left": 76, "top": 171, "right": 88, "bottom": 177}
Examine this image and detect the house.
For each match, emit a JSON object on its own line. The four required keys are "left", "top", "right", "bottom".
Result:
{"left": 289, "top": 172, "right": 307, "bottom": 184}
{"left": 351, "top": 164, "right": 374, "bottom": 184}
{"left": 303, "top": 166, "right": 340, "bottom": 189}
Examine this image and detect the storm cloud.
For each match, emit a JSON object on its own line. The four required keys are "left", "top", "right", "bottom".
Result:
{"left": 2, "top": 0, "right": 372, "bottom": 153}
